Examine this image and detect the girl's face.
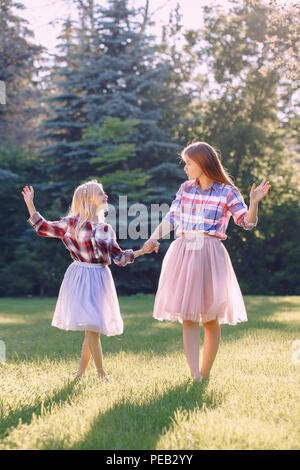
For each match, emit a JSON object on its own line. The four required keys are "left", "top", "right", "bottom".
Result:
{"left": 95, "top": 187, "right": 108, "bottom": 209}
{"left": 183, "top": 155, "right": 203, "bottom": 180}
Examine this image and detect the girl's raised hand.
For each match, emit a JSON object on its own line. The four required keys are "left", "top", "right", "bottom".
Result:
{"left": 250, "top": 178, "right": 271, "bottom": 204}
{"left": 22, "top": 185, "right": 34, "bottom": 203}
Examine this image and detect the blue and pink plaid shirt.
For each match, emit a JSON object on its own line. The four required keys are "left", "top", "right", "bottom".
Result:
{"left": 28, "top": 212, "right": 135, "bottom": 266}
{"left": 164, "top": 179, "right": 258, "bottom": 240}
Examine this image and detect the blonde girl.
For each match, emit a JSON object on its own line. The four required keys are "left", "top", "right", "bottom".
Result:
{"left": 143, "top": 142, "right": 271, "bottom": 383}
{"left": 22, "top": 180, "right": 154, "bottom": 381}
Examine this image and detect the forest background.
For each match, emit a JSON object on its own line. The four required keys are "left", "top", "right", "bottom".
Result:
{"left": 0, "top": 0, "right": 299, "bottom": 297}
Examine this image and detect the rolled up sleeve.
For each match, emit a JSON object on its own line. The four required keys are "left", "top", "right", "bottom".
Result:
{"left": 227, "top": 187, "right": 258, "bottom": 230}
{"left": 108, "top": 227, "right": 134, "bottom": 267}
{"left": 28, "top": 211, "right": 68, "bottom": 238}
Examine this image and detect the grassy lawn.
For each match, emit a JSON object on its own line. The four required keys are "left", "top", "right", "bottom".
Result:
{"left": 0, "top": 294, "right": 299, "bottom": 450}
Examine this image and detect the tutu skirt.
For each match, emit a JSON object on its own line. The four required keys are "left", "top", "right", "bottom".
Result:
{"left": 153, "top": 233, "right": 248, "bottom": 325}
{"left": 51, "top": 261, "right": 123, "bottom": 336}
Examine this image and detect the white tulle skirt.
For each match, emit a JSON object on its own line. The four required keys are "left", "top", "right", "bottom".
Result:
{"left": 51, "top": 261, "right": 123, "bottom": 336}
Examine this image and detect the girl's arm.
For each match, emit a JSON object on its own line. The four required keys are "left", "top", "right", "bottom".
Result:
{"left": 95, "top": 225, "right": 155, "bottom": 267}
{"left": 111, "top": 239, "right": 157, "bottom": 265}
{"left": 246, "top": 179, "right": 271, "bottom": 224}
{"left": 143, "top": 183, "right": 185, "bottom": 252}
{"left": 102, "top": 226, "right": 148, "bottom": 267}
{"left": 245, "top": 200, "right": 258, "bottom": 225}
{"left": 227, "top": 187, "right": 258, "bottom": 230}
{"left": 133, "top": 243, "right": 157, "bottom": 259}
{"left": 227, "top": 179, "right": 270, "bottom": 230}
{"left": 22, "top": 185, "right": 68, "bottom": 238}
{"left": 133, "top": 249, "right": 144, "bottom": 259}
{"left": 150, "top": 219, "right": 175, "bottom": 240}
{"left": 142, "top": 219, "right": 174, "bottom": 253}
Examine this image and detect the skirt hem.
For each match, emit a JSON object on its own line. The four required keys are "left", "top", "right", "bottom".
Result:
{"left": 152, "top": 234, "right": 248, "bottom": 326}
{"left": 51, "top": 262, "right": 124, "bottom": 337}
{"left": 153, "top": 314, "right": 248, "bottom": 326}
{"left": 51, "top": 322, "right": 123, "bottom": 336}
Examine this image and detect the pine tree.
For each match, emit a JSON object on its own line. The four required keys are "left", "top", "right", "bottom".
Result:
{"left": 0, "top": 0, "right": 43, "bottom": 149}
{"left": 36, "top": 0, "right": 192, "bottom": 293}
{"left": 39, "top": 0, "right": 187, "bottom": 201}
{"left": 83, "top": 116, "right": 151, "bottom": 200}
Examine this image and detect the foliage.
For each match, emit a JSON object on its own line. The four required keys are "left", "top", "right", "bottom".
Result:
{"left": 0, "top": 0, "right": 44, "bottom": 150}
{"left": 83, "top": 116, "right": 151, "bottom": 200}
{"left": 0, "top": 0, "right": 299, "bottom": 296}
{"left": 183, "top": 0, "right": 300, "bottom": 294}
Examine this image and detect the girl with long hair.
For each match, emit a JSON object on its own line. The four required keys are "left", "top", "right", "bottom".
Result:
{"left": 144, "top": 142, "right": 270, "bottom": 383}
{"left": 22, "top": 180, "right": 154, "bottom": 381}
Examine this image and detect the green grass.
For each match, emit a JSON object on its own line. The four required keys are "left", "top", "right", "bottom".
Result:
{"left": 0, "top": 294, "right": 299, "bottom": 450}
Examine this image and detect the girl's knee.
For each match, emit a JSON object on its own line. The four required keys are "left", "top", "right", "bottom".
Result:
{"left": 183, "top": 320, "right": 199, "bottom": 327}
{"left": 203, "top": 318, "right": 220, "bottom": 328}
{"left": 86, "top": 330, "right": 100, "bottom": 338}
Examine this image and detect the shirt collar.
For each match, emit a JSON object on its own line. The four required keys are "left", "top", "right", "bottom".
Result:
{"left": 193, "top": 179, "right": 218, "bottom": 192}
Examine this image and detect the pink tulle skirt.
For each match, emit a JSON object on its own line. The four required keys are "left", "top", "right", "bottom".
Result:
{"left": 153, "top": 233, "right": 248, "bottom": 325}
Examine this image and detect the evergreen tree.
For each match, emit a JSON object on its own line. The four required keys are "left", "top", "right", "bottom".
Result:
{"left": 39, "top": 0, "right": 188, "bottom": 199}
{"left": 0, "top": 0, "right": 44, "bottom": 150}
{"left": 84, "top": 116, "right": 151, "bottom": 200}
{"left": 36, "top": 0, "right": 191, "bottom": 293}
{"left": 0, "top": 141, "right": 70, "bottom": 297}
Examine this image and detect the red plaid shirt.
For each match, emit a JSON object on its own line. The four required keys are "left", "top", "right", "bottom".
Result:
{"left": 28, "top": 212, "right": 135, "bottom": 266}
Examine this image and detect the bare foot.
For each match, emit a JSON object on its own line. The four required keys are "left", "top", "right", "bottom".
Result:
{"left": 192, "top": 374, "right": 203, "bottom": 383}
{"left": 98, "top": 369, "right": 109, "bottom": 382}
{"left": 74, "top": 373, "right": 83, "bottom": 382}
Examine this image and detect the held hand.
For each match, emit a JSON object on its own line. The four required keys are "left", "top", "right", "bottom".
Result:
{"left": 22, "top": 185, "right": 34, "bottom": 204}
{"left": 143, "top": 239, "right": 160, "bottom": 254}
{"left": 250, "top": 178, "right": 271, "bottom": 204}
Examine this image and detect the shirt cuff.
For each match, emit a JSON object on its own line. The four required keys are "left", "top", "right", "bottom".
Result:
{"left": 27, "top": 211, "right": 43, "bottom": 227}
{"left": 243, "top": 215, "right": 258, "bottom": 230}
{"left": 164, "top": 211, "right": 175, "bottom": 227}
{"left": 126, "top": 249, "right": 135, "bottom": 264}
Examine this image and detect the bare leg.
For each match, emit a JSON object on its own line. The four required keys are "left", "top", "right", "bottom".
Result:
{"left": 76, "top": 333, "right": 92, "bottom": 379}
{"left": 200, "top": 318, "right": 221, "bottom": 378}
{"left": 85, "top": 330, "right": 107, "bottom": 379}
{"left": 182, "top": 320, "right": 201, "bottom": 380}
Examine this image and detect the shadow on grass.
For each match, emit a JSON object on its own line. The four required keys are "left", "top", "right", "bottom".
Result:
{"left": 0, "top": 378, "right": 79, "bottom": 440}
{"left": 40, "top": 378, "right": 224, "bottom": 450}
{"left": 0, "top": 295, "right": 299, "bottom": 363}
{"left": 1, "top": 316, "right": 183, "bottom": 363}
{"left": 220, "top": 296, "right": 300, "bottom": 343}
{"left": 220, "top": 319, "right": 300, "bottom": 344}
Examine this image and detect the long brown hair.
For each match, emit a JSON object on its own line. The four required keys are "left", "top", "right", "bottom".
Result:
{"left": 181, "top": 142, "right": 238, "bottom": 190}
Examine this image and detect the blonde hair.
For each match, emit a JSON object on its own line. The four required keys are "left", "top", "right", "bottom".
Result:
{"left": 67, "top": 179, "right": 106, "bottom": 239}
{"left": 181, "top": 142, "right": 238, "bottom": 190}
